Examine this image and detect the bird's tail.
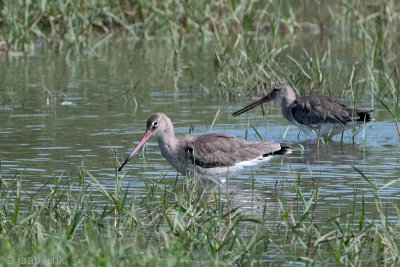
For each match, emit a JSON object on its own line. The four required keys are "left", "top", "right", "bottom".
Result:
{"left": 356, "top": 109, "right": 374, "bottom": 122}
{"left": 264, "top": 143, "right": 292, "bottom": 156}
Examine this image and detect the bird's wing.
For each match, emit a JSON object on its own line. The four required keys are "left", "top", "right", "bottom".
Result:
{"left": 291, "top": 95, "right": 356, "bottom": 125}
{"left": 181, "top": 134, "right": 279, "bottom": 169}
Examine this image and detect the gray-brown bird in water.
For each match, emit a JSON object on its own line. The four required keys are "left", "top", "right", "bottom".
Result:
{"left": 118, "top": 113, "right": 291, "bottom": 182}
{"left": 233, "top": 84, "right": 374, "bottom": 139}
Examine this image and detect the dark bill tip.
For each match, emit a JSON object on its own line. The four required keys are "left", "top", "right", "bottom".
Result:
{"left": 118, "top": 157, "right": 131, "bottom": 172}
{"left": 117, "top": 131, "right": 153, "bottom": 172}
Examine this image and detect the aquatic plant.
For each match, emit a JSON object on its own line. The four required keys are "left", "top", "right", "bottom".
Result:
{"left": 1, "top": 0, "right": 397, "bottom": 53}
{"left": 0, "top": 163, "right": 399, "bottom": 265}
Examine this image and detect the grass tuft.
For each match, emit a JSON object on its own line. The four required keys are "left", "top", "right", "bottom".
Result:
{"left": 0, "top": 162, "right": 399, "bottom": 265}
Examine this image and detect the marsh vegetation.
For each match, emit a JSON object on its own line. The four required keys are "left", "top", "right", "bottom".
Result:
{"left": 0, "top": 0, "right": 400, "bottom": 265}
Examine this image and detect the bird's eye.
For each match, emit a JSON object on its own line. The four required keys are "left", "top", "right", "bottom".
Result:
{"left": 153, "top": 121, "right": 159, "bottom": 127}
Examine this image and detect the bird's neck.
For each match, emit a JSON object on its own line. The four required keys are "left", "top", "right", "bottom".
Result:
{"left": 281, "top": 92, "right": 296, "bottom": 107}
{"left": 280, "top": 95, "right": 296, "bottom": 121}
{"left": 155, "top": 127, "right": 181, "bottom": 172}
{"left": 156, "top": 127, "right": 178, "bottom": 155}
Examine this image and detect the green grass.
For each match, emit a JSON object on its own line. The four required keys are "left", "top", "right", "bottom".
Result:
{"left": 210, "top": 0, "right": 400, "bottom": 98}
{"left": 0, "top": 0, "right": 298, "bottom": 52}
{"left": 1, "top": 0, "right": 398, "bottom": 53}
{"left": 0, "top": 1, "right": 399, "bottom": 265}
{"left": 0, "top": 164, "right": 399, "bottom": 266}
{"left": 1, "top": 0, "right": 399, "bottom": 104}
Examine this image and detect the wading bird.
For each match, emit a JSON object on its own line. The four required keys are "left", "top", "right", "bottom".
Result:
{"left": 118, "top": 113, "right": 290, "bottom": 182}
{"left": 233, "top": 84, "right": 373, "bottom": 139}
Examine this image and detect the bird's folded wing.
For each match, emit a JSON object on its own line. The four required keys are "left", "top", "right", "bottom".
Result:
{"left": 183, "top": 134, "right": 280, "bottom": 168}
{"left": 291, "top": 95, "right": 356, "bottom": 125}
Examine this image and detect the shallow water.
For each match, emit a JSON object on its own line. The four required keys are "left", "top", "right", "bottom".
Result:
{"left": 0, "top": 39, "right": 399, "bottom": 223}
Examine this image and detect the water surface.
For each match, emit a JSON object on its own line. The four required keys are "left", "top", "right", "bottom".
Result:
{"left": 0, "top": 39, "right": 399, "bottom": 222}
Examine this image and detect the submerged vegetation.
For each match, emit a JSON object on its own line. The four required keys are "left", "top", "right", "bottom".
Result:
{"left": 1, "top": 0, "right": 399, "bottom": 99}
{"left": 214, "top": 0, "right": 400, "bottom": 97}
{"left": 1, "top": 167, "right": 400, "bottom": 265}
{"left": 1, "top": 0, "right": 400, "bottom": 266}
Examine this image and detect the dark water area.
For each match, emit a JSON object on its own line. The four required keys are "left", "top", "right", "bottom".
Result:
{"left": 0, "top": 38, "right": 399, "bottom": 223}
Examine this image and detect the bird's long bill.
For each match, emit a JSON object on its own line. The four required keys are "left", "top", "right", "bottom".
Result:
{"left": 118, "top": 131, "right": 152, "bottom": 172}
{"left": 232, "top": 94, "right": 272, "bottom": 117}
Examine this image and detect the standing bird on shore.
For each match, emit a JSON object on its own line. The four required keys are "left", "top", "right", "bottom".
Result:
{"left": 233, "top": 84, "right": 374, "bottom": 139}
{"left": 118, "top": 113, "right": 291, "bottom": 182}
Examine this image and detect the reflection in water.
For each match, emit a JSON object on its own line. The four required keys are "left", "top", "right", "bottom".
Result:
{"left": 220, "top": 185, "right": 282, "bottom": 219}
{"left": 163, "top": 177, "right": 286, "bottom": 221}
{"left": 0, "top": 41, "right": 398, "bottom": 224}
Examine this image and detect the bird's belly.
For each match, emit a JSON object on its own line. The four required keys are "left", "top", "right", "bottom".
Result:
{"left": 192, "top": 155, "right": 275, "bottom": 183}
